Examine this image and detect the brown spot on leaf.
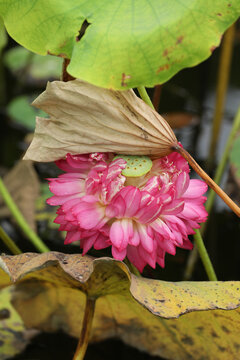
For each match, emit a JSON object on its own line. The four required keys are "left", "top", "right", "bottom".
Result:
{"left": 228, "top": 3, "right": 232, "bottom": 6}
{"left": 176, "top": 36, "right": 184, "bottom": 44}
{"left": 211, "top": 330, "right": 219, "bottom": 338}
{"left": 221, "top": 325, "right": 230, "bottom": 334}
{"left": 121, "top": 73, "right": 131, "bottom": 87}
{"left": 234, "top": 343, "right": 240, "bottom": 350}
{"left": 163, "top": 49, "right": 169, "bottom": 57}
{"left": 0, "top": 308, "right": 10, "bottom": 320}
{"left": 218, "top": 346, "right": 226, "bottom": 352}
{"left": 156, "top": 64, "right": 169, "bottom": 74}
{"left": 217, "top": 13, "right": 222, "bottom": 16}
{"left": 181, "top": 336, "right": 194, "bottom": 345}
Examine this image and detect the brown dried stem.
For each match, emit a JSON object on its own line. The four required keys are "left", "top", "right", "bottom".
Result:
{"left": 73, "top": 296, "right": 95, "bottom": 360}
{"left": 173, "top": 144, "right": 240, "bottom": 217}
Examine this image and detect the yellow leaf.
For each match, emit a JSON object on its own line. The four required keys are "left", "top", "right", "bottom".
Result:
{"left": 0, "top": 287, "right": 37, "bottom": 359}
{"left": 23, "top": 79, "right": 177, "bottom": 162}
{"left": 1, "top": 252, "right": 240, "bottom": 359}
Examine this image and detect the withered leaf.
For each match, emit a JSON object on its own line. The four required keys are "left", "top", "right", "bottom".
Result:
{"left": 23, "top": 80, "right": 177, "bottom": 162}
{"left": 0, "top": 160, "right": 40, "bottom": 231}
{"left": 1, "top": 252, "right": 240, "bottom": 359}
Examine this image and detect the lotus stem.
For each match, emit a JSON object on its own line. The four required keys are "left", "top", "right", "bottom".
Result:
{"left": 0, "top": 225, "right": 22, "bottom": 254}
{"left": 73, "top": 297, "right": 95, "bottom": 360}
{"left": 0, "top": 177, "right": 50, "bottom": 253}
{"left": 137, "top": 86, "right": 154, "bottom": 109}
{"left": 207, "top": 23, "right": 235, "bottom": 169}
{"left": 193, "top": 229, "right": 217, "bottom": 281}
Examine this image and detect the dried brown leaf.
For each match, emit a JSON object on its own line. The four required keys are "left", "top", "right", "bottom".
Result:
{"left": 23, "top": 80, "right": 177, "bottom": 162}
{"left": 1, "top": 252, "right": 240, "bottom": 359}
{"left": 0, "top": 160, "right": 40, "bottom": 231}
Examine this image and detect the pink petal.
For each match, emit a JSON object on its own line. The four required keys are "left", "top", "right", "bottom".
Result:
{"left": 112, "top": 246, "right": 127, "bottom": 261}
{"left": 137, "top": 223, "right": 154, "bottom": 253}
{"left": 183, "top": 179, "right": 208, "bottom": 198}
{"left": 64, "top": 231, "right": 81, "bottom": 244}
{"left": 175, "top": 171, "right": 190, "bottom": 197}
{"left": 138, "top": 245, "right": 156, "bottom": 269}
{"left": 129, "top": 227, "right": 140, "bottom": 246}
{"left": 161, "top": 200, "right": 184, "bottom": 215}
{"left": 82, "top": 233, "right": 98, "bottom": 255}
{"left": 106, "top": 195, "right": 126, "bottom": 218}
{"left": 157, "top": 255, "right": 165, "bottom": 268}
{"left": 127, "top": 245, "right": 147, "bottom": 272}
{"left": 150, "top": 218, "right": 173, "bottom": 240}
{"left": 109, "top": 221, "right": 123, "bottom": 248}
{"left": 49, "top": 180, "right": 84, "bottom": 196}
{"left": 122, "top": 187, "right": 141, "bottom": 218}
{"left": 94, "top": 234, "right": 110, "bottom": 250}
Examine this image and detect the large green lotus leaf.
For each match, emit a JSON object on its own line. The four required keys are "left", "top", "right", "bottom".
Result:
{"left": 1, "top": 252, "right": 240, "bottom": 359}
{"left": 0, "top": 1, "right": 239, "bottom": 89}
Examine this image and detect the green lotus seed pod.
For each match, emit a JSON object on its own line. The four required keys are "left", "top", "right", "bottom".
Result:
{"left": 113, "top": 155, "right": 152, "bottom": 177}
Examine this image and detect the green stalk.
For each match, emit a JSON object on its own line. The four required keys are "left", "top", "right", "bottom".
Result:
{"left": 0, "top": 225, "right": 22, "bottom": 254}
{"left": 138, "top": 86, "right": 217, "bottom": 281}
{"left": 193, "top": 230, "right": 217, "bottom": 281}
{"left": 137, "top": 86, "right": 154, "bottom": 109}
{"left": 0, "top": 177, "right": 50, "bottom": 253}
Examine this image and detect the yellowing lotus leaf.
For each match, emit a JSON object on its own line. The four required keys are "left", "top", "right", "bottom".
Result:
{"left": 0, "top": 252, "right": 240, "bottom": 359}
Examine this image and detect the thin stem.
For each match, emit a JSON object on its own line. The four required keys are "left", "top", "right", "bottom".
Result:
{"left": 137, "top": 86, "right": 154, "bottom": 109}
{"left": 174, "top": 145, "right": 240, "bottom": 217}
{"left": 73, "top": 297, "right": 96, "bottom": 360}
{"left": 183, "top": 107, "right": 240, "bottom": 280}
{"left": 207, "top": 24, "right": 235, "bottom": 169}
{"left": 0, "top": 225, "right": 22, "bottom": 254}
{"left": 0, "top": 177, "right": 50, "bottom": 253}
{"left": 193, "top": 230, "right": 217, "bottom": 281}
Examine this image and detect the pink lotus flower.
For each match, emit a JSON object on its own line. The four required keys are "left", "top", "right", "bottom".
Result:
{"left": 47, "top": 151, "right": 208, "bottom": 272}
